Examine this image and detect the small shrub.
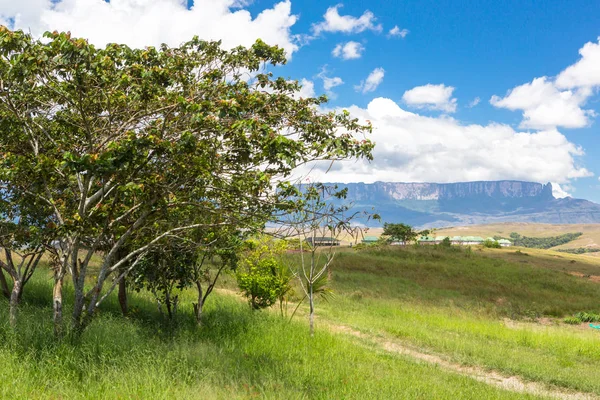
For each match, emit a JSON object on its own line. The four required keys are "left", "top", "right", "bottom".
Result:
{"left": 440, "top": 237, "right": 452, "bottom": 248}
{"left": 514, "top": 250, "right": 529, "bottom": 256}
{"left": 562, "top": 312, "right": 600, "bottom": 324}
{"left": 482, "top": 239, "right": 501, "bottom": 249}
{"left": 575, "top": 312, "right": 600, "bottom": 323}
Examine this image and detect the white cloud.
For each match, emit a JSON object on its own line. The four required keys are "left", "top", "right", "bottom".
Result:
{"left": 556, "top": 38, "right": 600, "bottom": 89}
{"left": 317, "top": 68, "right": 343, "bottom": 97}
{"left": 312, "top": 4, "right": 382, "bottom": 35}
{"left": 551, "top": 183, "right": 572, "bottom": 198}
{"left": 402, "top": 84, "right": 457, "bottom": 113}
{"left": 323, "top": 76, "right": 343, "bottom": 91}
{"left": 468, "top": 97, "right": 481, "bottom": 108}
{"left": 299, "top": 97, "right": 592, "bottom": 185}
{"left": 0, "top": 0, "right": 299, "bottom": 58}
{"left": 491, "top": 39, "right": 600, "bottom": 129}
{"left": 295, "top": 79, "right": 315, "bottom": 99}
{"left": 490, "top": 77, "right": 595, "bottom": 129}
{"left": 355, "top": 67, "right": 384, "bottom": 94}
{"left": 388, "top": 25, "right": 408, "bottom": 38}
{"left": 332, "top": 41, "right": 364, "bottom": 60}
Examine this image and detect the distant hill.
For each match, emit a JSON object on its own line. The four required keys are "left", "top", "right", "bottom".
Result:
{"left": 326, "top": 180, "right": 600, "bottom": 228}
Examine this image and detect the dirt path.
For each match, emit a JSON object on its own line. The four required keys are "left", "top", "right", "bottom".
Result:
{"left": 329, "top": 324, "right": 598, "bottom": 400}
{"left": 215, "top": 287, "right": 598, "bottom": 399}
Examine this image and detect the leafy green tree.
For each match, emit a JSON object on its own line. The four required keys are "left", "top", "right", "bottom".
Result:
{"left": 382, "top": 223, "right": 422, "bottom": 244}
{"left": 0, "top": 27, "right": 373, "bottom": 333}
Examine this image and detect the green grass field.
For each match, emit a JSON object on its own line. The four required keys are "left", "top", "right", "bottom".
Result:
{"left": 1, "top": 243, "right": 600, "bottom": 399}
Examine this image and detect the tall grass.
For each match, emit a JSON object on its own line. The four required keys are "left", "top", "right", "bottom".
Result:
{"left": 327, "top": 246, "right": 600, "bottom": 317}
{"left": 0, "top": 269, "right": 537, "bottom": 399}
{"left": 311, "top": 246, "right": 600, "bottom": 394}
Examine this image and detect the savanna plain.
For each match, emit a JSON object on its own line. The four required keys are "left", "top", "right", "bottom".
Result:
{"left": 2, "top": 224, "right": 600, "bottom": 399}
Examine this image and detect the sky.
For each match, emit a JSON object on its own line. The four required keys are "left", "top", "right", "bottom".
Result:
{"left": 1, "top": 0, "right": 600, "bottom": 202}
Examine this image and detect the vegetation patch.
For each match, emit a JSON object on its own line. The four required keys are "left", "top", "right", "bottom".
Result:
{"left": 557, "top": 248, "right": 600, "bottom": 254}
{"left": 496, "top": 232, "right": 584, "bottom": 249}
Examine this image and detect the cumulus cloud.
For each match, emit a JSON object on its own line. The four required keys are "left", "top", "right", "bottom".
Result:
{"left": 551, "top": 183, "right": 572, "bottom": 198}
{"left": 332, "top": 41, "right": 364, "bottom": 60}
{"left": 402, "top": 84, "right": 457, "bottom": 113}
{"left": 492, "top": 38, "right": 600, "bottom": 129}
{"left": 388, "top": 25, "right": 408, "bottom": 38}
{"left": 355, "top": 67, "right": 384, "bottom": 94}
{"left": 490, "top": 77, "right": 595, "bottom": 129}
{"left": 312, "top": 4, "right": 382, "bottom": 35}
{"left": 0, "top": 0, "right": 299, "bottom": 57}
{"left": 299, "top": 98, "right": 592, "bottom": 185}
{"left": 556, "top": 38, "right": 600, "bottom": 89}
{"left": 295, "top": 79, "right": 316, "bottom": 99}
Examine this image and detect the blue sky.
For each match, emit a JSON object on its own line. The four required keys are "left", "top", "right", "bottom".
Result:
{"left": 2, "top": 0, "right": 600, "bottom": 201}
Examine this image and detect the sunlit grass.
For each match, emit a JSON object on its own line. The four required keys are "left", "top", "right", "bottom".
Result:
{"left": 0, "top": 269, "right": 537, "bottom": 400}
{"left": 312, "top": 245, "right": 600, "bottom": 394}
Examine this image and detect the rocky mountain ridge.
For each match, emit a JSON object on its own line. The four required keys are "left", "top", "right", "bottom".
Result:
{"left": 325, "top": 181, "right": 600, "bottom": 228}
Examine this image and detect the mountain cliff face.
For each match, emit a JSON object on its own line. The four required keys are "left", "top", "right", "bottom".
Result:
{"left": 342, "top": 181, "right": 553, "bottom": 201}
{"left": 327, "top": 181, "right": 600, "bottom": 228}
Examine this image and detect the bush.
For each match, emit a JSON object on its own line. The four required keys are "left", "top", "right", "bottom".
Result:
{"left": 575, "top": 312, "right": 600, "bottom": 323}
{"left": 562, "top": 312, "right": 600, "bottom": 325}
{"left": 440, "top": 237, "right": 452, "bottom": 248}
{"left": 237, "top": 257, "right": 290, "bottom": 310}
{"left": 482, "top": 239, "right": 501, "bottom": 249}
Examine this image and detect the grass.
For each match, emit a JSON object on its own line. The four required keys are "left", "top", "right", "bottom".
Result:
{"left": 2, "top": 243, "right": 600, "bottom": 398}
{"left": 326, "top": 246, "right": 600, "bottom": 317}
{"left": 434, "top": 223, "right": 600, "bottom": 252}
{"left": 0, "top": 268, "right": 539, "bottom": 399}
{"left": 307, "top": 245, "right": 600, "bottom": 395}
{"left": 363, "top": 222, "right": 600, "bottom": 252}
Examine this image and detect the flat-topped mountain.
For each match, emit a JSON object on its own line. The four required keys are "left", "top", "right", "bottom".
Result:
{"left": 326, "top": 181, "right": 600, "bottom": 228}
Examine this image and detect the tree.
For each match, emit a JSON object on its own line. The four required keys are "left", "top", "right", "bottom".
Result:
{"left": 0, "top": 27, "right": 373, "bottom": 333}
{"left": 281, "top": 183, "right": 373, "bottom": 336}
{"left": 0, "top": 221, "right": 45, "bottom": 326}
{"left": 382, "top": 223, "right": 421, "bottom": 244}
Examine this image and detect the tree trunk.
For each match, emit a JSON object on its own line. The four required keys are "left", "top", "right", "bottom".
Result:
{"left": 53, "top": 275, "right": 64, "bottom": 337}
{"left": 194, "top": 281, "right": 204, "bottom": 325}
{"left": 0, "top": 269, "right": 10, "bottom": 299}
{"left": 309, "top": 284, "right": 314, "bottom": 337}
{"left": 9, "top": 279, "right": 21, "bottom": 328}
{"left": 118, "top": 276, "right": 128, "bottom": 316}
{"left": 72, "top": 283, "right": 85, "bottom": 330}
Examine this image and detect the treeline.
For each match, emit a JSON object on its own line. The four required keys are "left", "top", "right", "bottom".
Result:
{"left": 493, "top": 232, "right": 583, "bottom": 249}
{"left": 557, "top": 248, "right": 600, "bottom": 254}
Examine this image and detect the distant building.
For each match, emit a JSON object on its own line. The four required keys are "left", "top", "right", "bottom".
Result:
{"left": 417, "top": 235, "right": 437, "bottom": 245}
{"left": 361, "top": 236, "right": 379, "bottom": 244}
{"left": 305, "top": 237, "right": 341, "bottom": 247}
{"left": 497, "top": 239, "right": 512, "bottom": 247}
{"left": 415, "top": 235, "right": 512, "bottom": 246}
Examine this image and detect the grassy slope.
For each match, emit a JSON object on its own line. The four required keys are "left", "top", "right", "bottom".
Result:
{"left": 436, "top": 223, "right": 600, "bottom": 251}
{"left": 2, "top": 243, "right": 600, "bottom": 398}
{"left": 364, "top": 223, "right": 600, "bottom": 252}
{"left": 313, "top": 246, "right": 600, "bottom": 395}
{"left": 0, "top": 269, "right": 536, "bottom": 400}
